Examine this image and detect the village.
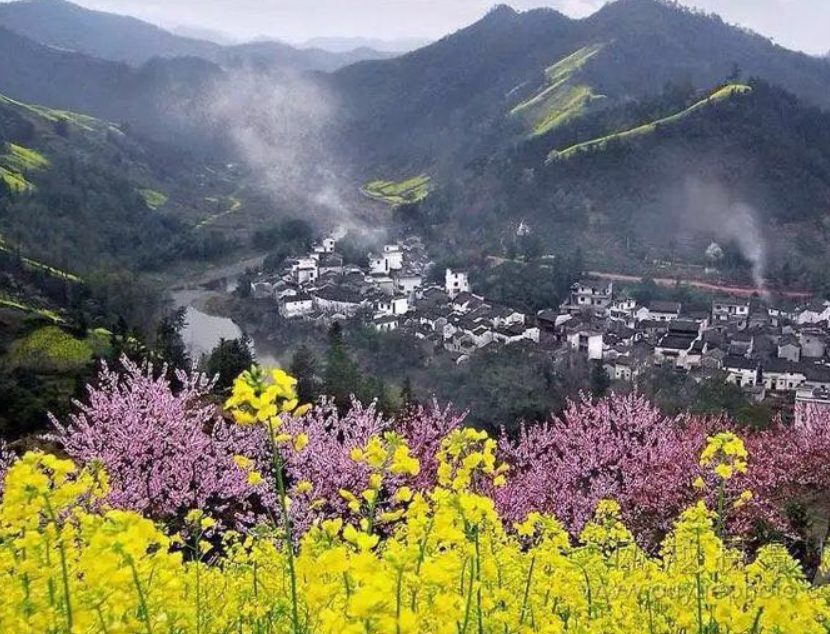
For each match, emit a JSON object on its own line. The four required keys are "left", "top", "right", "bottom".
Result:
{"left": 247, "top": 234, "right": 830, "bottom": 416}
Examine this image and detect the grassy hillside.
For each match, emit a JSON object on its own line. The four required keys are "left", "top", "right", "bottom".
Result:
{"left": 548, "top": 83, "right": 751, "bottom": 161}
{"left": 362, "top": 175, "right": 431, "bottom": 205}
{"left": 0, "top": 143, "right": 49, "bottom": 191}
{"left": 424, "top": 81, "right": 830, "bottom": 295}
{"left": 0, "top": 88, "right": 247, "bottom": 273}
{"left": 510, "top": 44, "right": 607, "bottom": 137}
{"left": 330, "top": 0, "right": 830, "bottom": 176}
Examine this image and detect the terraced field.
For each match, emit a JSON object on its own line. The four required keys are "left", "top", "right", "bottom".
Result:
{"left": 547, "top": 84, "right": 752, "bottom": 161}
{"left": 138, "top": 188, "right": 168, "bottom": 209}
{"left": 196, "top": 191, "right": 244, "bottom": 229}
{"left": 1, "top": 143, "right": 49, "bottom": 191}
{"left": 0, "top": 93, "right": 111, "bottom": 133}
{"left": 0, "top": 297, "right": 64, "bottom": 323}
{"left": 510, "top": 44, "right": 606, "bottom": 137}
{"left": 361, "top": 174, "right": 431, "bottom": 205}
{"left": 0, "top": 233, "right": 81, "bottom": 282}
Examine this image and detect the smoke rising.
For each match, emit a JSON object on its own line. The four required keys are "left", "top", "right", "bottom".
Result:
{"left": 204, "top": 69, "right": 380, "bottom": 237}
{"left": 682, "top": 178, "right": 769, "bottom": 297}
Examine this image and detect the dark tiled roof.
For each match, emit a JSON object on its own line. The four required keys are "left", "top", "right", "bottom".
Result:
{"left": 668, "top": 320, "right": 700, "bottom": 334}
{"left": 723, "top": 356, "right": 758, "bottom": 370}
{"left": 313, "top": 287, "right": 363, "bottom": 304}
{"left": 657, "top": 334, "right": 696, "bottom": 351}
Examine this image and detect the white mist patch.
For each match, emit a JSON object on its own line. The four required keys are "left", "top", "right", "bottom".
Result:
{"left": 204, "top": 70, "right": 376, "bottom": 236}
{"left": 682, "top": 179, "right": 769, "bottom": 298}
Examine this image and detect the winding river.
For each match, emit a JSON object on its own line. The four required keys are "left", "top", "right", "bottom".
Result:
{"left": 171, "top": 285, "right": 278, "bottom": 367}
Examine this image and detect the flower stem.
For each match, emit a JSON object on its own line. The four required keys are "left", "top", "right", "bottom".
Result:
{"left": 268, "top": 421, "right": 301, "bottom": 634}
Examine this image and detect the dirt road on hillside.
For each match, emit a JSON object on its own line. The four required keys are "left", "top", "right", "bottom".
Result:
{"left": 587, "top": 271, "right": 812, "bottom": 299}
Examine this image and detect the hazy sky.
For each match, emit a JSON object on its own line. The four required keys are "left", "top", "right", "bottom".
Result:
{"left": 24, "top": 0, "right": 830, "bottom": 54}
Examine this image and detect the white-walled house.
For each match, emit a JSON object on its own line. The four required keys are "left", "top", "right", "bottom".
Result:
{"left": 279, "top": 294, "right": 314, "bottom": 319}
{"left": 369, "top": 254, "right": 389, "bottom": 275}
{"left": 312, "top": 287, "right": 365, "bottom": 316}
{"left": 445, "top": 269, "right": 471, "bottom": 298}
{"left": 395, "top": 272, "right": 423, "bottom": 294}
{"left": 312, "top": 237, "right": 336, "bottom": 254}
{"left": 723, "top": 356, "right": 760, "bottom": 388}
{"left": 382, "top": 245, "right": 404, "bottom": 271}
{"left": 373, "top": 315, "right": 399, "bottom": 332}
{"left": 284, "top": 257, "right": 319, "bottom": 285}
{"left": 724, "top": 357, "right": 830, "bottom": 393}
{"left": 564, "top": 280, "right": 614, "bottom": 316}
{"left": 377, "top": 296, "right": 410, "bottom": 316}
{"left": 567, "top": 328, "right": 604, "bottom": 360}
{"left": 646, "top": 301, "right": 682, "bottom": 322}
{"left": 795, "top": 301, "right": 830, "bottom": 325}
{"left": 607, "top": 357, "right": 634, "bottom": 381}
{"left": 712, "top": 298, "right": 750, "bottom": 324}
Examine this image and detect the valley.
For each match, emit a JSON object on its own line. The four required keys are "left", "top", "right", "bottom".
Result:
{"left": 4, "top": 2, "right": 830, "bottom": 630}
{"left": 3, "top": 0, "right": 830, "bottom": 437}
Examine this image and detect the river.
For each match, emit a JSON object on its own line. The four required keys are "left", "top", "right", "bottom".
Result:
{"left": 171, "top": 286, "right": 278, "bottom": 367}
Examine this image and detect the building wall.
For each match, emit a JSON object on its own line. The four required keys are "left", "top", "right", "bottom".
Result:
{"left": 778, "top": 344, "right": 801, "bottom": 363}
{"left": 445, "top": 269, "right": 470, "bottom": 298}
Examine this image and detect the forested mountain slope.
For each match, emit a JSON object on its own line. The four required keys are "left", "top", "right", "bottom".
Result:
{"left": 430, "top": 82, "right": 830, "bottom": 292}
{"left": 329, "top": 0, "right": 830, "bottom": 173}
{"left": 0, "top": 26, "right": 219, "bottom": 146}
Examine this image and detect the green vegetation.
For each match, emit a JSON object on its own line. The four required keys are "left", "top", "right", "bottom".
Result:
{"left": 196, "top": 191, "right": 244, "bottom": 228}
{"left": 0, "top": 234, "right": 82, "bottom": 282}
{"left": 0, "top": 93, "right": 106, "bottom": 132}
{"left": 0, "top": 167, "right": 30, "bottom": 192}
{"left": 361, "top": 174, "right": 431, "bottom": 205}
{"left": 0, "top": 143, "right": 49, "bottom": 191}
{"left": 8, "top": 325, "right": 93, "bottom": 374}
{"left": 548, "top": 84, "right": 752, "bottom": 161}
{"left": 511, "top": 44, "right": 606, "bottom": 137}
{"left": 138, "top": 188, "right": 168, "bottom": 210}
{"left": 0, "top": 297, "right": 64, "bottom": 323}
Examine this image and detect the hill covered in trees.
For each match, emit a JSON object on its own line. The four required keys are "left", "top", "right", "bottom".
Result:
{"left": 328, "top": 0, "right": 830, "bottom": 174}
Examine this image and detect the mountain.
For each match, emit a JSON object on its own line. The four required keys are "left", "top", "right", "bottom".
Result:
{"left": 0, "top": 0, "right": 391, "bottom": 71}
{"left": 0, "top": 25, "right": 220, "bottom": 146}
{"left": 329, "top": 5, "right": 577, "bottom": 169}
{"left": 329, "top": 0, "right": 830, "bottom": 173}
{"left": 219, "top": 41, "right": 396, "bottom": 73}
{"left": 171, "top": 25, "right": 238, "bottom": 46}
{"left": 300, "top": 36, "right": 432, "bottom": 54}
{"left": 0, "top": 0, "right": 219, "bottom": 65}
{"left": 0, "top": 87, "right": 238, "bottom": 275}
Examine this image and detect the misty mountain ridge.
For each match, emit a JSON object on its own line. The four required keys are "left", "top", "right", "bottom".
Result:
{"left": 0, "top": 0, "right": 392, "bottom": 71}
{"left": 2, "top": 0, "right": 830, "bottom": 292}
{"left": 328, "top": 0, "right": 830, "bottom": 173}
{"left": 298, "top": 36, "right": 432, "bottom": 54}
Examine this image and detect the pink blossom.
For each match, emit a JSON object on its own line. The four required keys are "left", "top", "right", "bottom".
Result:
{"left": 50, "top": 357, "right": 270, "bottom": 530}
{"left": 280, "top": 399, "right": 464, "bottom": 534}
{"left": 495, "top": 393, "right": 712, "bottom": 545}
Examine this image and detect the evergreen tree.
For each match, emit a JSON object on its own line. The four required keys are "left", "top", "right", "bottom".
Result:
{"left": 590, "top": 361, "right": 611, "bottom": 398}
{"left": 401, "top": 375, "right": 415, "bottom": 408}
{"left": 290, "top": 344, "right": 320, "bottom": 405}
{"left": 323, "top": 323, "right": 362, "bottom": 412}
{"left": 205, "top": 337, "right": 254, "bottom": 394}
{"left": 361, "top": 375, "right": 394, "bottom": 416}
{"left": 154, "top": 308, "right": 190, "bottom": 371}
